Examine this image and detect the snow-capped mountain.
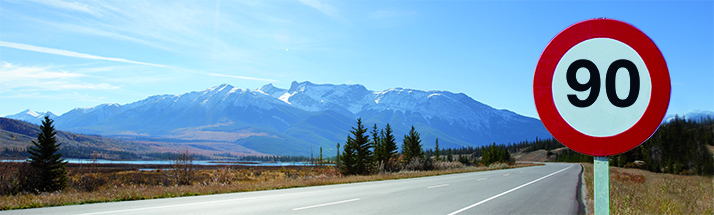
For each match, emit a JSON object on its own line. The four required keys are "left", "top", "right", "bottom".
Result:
{"left": 5, "top": 82, "right": 552, "bottom": 156}
{"left": 5, "top": 109, "right": 57, "bottom": 125}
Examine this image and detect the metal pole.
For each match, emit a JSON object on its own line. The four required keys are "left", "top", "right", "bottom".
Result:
{"left": 594, "top": 156, "right": 610, "bottom": 215}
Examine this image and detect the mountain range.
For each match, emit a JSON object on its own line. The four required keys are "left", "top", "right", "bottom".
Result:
{"left": 4, "top": 81, "right": 552, "bottom": 156}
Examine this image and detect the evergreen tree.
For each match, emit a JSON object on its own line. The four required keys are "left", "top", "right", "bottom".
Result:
{"left": 447, "top": 149, "right": 453, "bottom": 162}
{"left": 340, "top": 140, "right": 356, "bottom": 175}
{"left": 434, "top": 138, "right": 440, "bottom": 161}
{"left": 319, "top": 147, "right": 323, "bottom": 165}
{"left": 401, "top": 126, "right": 423, "bottom": 162}
{"left": 340, "top": 118, "right": 372, "bottom": 175}
{"left": 336, "top": 143, "right": 341, "bottom": 166}
{"left": 27, "top": 116, "right": 68, "bottom": 192}
{"left": 382, "top": 123, "right": 398, "bottom": 162}
{"left": 481, "top": 143, "right": 511, "bottom": 165}
{"left": 372, "top": 124, "right": 384, "bottom": 165}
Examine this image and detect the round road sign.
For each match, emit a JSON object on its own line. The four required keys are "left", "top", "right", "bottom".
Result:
{"left": 534, "top": 18, "right": 671, "bottom": 156}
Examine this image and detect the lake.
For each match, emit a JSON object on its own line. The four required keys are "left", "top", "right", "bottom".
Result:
{"left": 2, "top": 159, "right": 324, "bottom": 166}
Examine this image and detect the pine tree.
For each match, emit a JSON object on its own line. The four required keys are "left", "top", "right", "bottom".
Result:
{"left": 402, "top": 126, "right": 423, "bottom": 163}
{"left": 27, "top": 116, "right": 68, "bottom": 192}
{"left": 319, "top": 147, "right": 323, "bottom": 165}
{"left": 434, "top": 138, "right": 440, "bottom": 161}
{"left": 336, "top": 143, "right": 341, "bottom": 167}
{"left": 382, "top": 123, "right": 398, "bottom": 162}
{"left": 372, "top": 124, "right": 384, "bottom": 165}
{"left": 340, "top": 141, "right": 356, "bottom": 175}
{"left": 340, "top": 118, "right": 372, "bottom": 175}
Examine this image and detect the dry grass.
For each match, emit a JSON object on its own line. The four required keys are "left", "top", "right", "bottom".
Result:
{"left": 0, "top": 163, "right": 537, "bottom": 210}
{"left": 581, "top": 163, "right": 713, "bottom": 215}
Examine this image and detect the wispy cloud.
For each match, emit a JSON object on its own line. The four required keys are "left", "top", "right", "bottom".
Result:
{"left": 207, "top": 73, "right": 278, "bottom": 82}
{"left": 0, "top": 62, "right": 119, "bottom": 93}
{"left": 27, "top": 0, "right": 98, "bottom": 15}
{"left": 0, "top": 41, "right": 169, "bottom": 67}
{"left": 299, "top": 0, "right": 338, "bottom": 18}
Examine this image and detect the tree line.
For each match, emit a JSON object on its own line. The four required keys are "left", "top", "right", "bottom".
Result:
{"left": 608, "top": 116, "right": 714, "bottom": 175}
{"left": 337, "top": 119, "right": 515, "bottom": 175}
{"left": 553, "top": 116, "right": 714, "bottom": 176}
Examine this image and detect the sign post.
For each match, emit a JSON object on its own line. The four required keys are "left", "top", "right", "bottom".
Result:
{"left": 534, "top": 18, "right": 670, "bottom": 215}
{"left": 594, "top": 157, "right": 609, "bottom": 215}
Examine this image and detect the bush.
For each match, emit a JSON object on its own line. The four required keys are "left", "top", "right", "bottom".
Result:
{"left": 70, "top": 173, "right": 106, "bottom": 192}
{"left": 165, "top": 150, "right": 195, "bottom": 186}
{"left": 0, "top": 162, "right": 38, "bottom": 195}
{"left": 402, "top": 157, "right": 434, "bottom": 171}
{"left": 433, "top": 161, "right": 464, "bottom": 170}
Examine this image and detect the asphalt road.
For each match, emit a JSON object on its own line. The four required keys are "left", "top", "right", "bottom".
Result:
{"left": 4, "top": 163, "right": 584, "bottom": 215}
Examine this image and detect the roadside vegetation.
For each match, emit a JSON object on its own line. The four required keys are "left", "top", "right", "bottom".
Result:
{"left": 0, "top": 160, "right": 536, "bottom": 210}
{"left": 581, "top": 163, "right": 713, "bottom": 214}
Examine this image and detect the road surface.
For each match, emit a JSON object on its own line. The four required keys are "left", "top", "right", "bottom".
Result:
{"left": 4, "top": 163, "right": 584, "bottom": 215}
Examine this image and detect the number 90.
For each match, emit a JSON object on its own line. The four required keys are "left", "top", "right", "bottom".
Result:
{"left": 567, "top": 59, "right": 640, "bottom": 108}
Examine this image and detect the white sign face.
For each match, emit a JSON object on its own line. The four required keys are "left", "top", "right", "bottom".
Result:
{"left": 552, "top": 38, "right": 652, "bottom": 137}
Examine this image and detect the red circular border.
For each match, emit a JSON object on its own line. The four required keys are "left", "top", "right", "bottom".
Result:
{"left": 534, "top": 18, "right": 671, "bottom": 156}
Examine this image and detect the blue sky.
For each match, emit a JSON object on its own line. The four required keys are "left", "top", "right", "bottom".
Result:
{"left": 0, "top": 0, "right": 712, "bottom": 119}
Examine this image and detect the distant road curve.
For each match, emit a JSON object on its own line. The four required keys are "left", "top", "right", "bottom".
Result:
{"left": 4, "top": 163, "right": 583, "bottom": 215}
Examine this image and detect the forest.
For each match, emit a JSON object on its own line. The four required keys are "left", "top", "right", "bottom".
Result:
{"left": 433, "top": 116, "right": 713, "bottom": 176}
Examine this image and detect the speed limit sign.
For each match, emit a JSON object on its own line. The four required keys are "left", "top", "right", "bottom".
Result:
{"left": 534, "top": 18, "right": 671, "bottom": 156}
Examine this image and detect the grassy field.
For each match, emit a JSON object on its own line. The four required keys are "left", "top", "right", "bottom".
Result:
{"left": 581, "top": 163, "right": 713, "bottom": 214}
{"left": 0, "top": 162, "right": 536, "bottom": 210}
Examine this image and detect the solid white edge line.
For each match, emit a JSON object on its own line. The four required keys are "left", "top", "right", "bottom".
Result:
{"left": 77, "top": 190, "right": 311, "bottom": 215}
{"left": 292, "top": 198, "right": 360, "bottom": 211}
{"left": 427, "top": 184, "right": 449, "bottom": 189}
{"left": 447, "top": 164, "right": 573, "bottom": 215}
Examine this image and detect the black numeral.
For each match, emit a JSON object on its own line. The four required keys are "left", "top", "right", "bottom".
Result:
{"left": 566, "top": 59, "right": 640, "bottom": 108}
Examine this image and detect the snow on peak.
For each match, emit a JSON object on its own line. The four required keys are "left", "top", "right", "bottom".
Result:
{"left": 24, "top": 109, "right": 41, "bottom": 117}
{"left": 251, "top": 81, "right": 493, "bottom": 125}
{"left": 257, "top": 83, "right": 288, "bottom": 99}
{"left": 276, "top": 81, "right": 372, "bottom": 113}
{"left": 5, "top": 109, "right": 57, "bottom": 125}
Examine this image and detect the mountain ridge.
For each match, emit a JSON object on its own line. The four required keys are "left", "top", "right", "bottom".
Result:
{"left": 4, "top": 81, "right": 552, "bottom": 156}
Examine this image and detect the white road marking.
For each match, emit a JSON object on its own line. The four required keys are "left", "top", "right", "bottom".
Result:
{"left": 77, "top": 195, "right": 272, "bottom": 215}
{"left": 519, "top": 171, "right": 524, "bottom": 173}
{"left": 476, "top": 178, "right": 487, "bottom": 181}
{"left": 77, "top": 188, "right": 322, "bottom": 214}
{"left": 292, "top": 198, "right": 360, "bottom": 211}
{"left": 448, "top": 164, "right": 573, "bottom": 215}
{"left": 427, "top": 184, "right": 449, "bottom": 189}
{"left": 503, "top": 174, "right": 510, "bottom": 176}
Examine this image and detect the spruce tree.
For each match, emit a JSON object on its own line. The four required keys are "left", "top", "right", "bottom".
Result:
{"left": 340, "top": 140, "right": 356, "bottom": 175}
{"left": 434, "top": 138, "right": 440, "bottom": 161}
{"left": 354, "top": 119, "right": 373, "bottom": 174}
{"left": 382, "top": 124, "right": 398, "bottom": 162}
{"left": 371, "top": 124, "right": 384, "bottom": 165}
{"left": 336, "top": 143, "right": 341, "bottom": 167}
{"left": 340, "top": 118, "right": 372, "bottom": 175}
{"left": 319, "top": 147, "right": 323, "bottom": 165}
{"left": 402, "top": 126, "right": 423, "bottom": 163}
{"left": 447, "top": 149, "right": 453, "bottom": 162}
{"left": 27, "top": 116, "right": 68, "bottom": 192}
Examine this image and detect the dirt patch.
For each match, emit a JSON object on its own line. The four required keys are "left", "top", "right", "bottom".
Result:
{"left": 513, "top": 147, "right": 566, "bottom": 162}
